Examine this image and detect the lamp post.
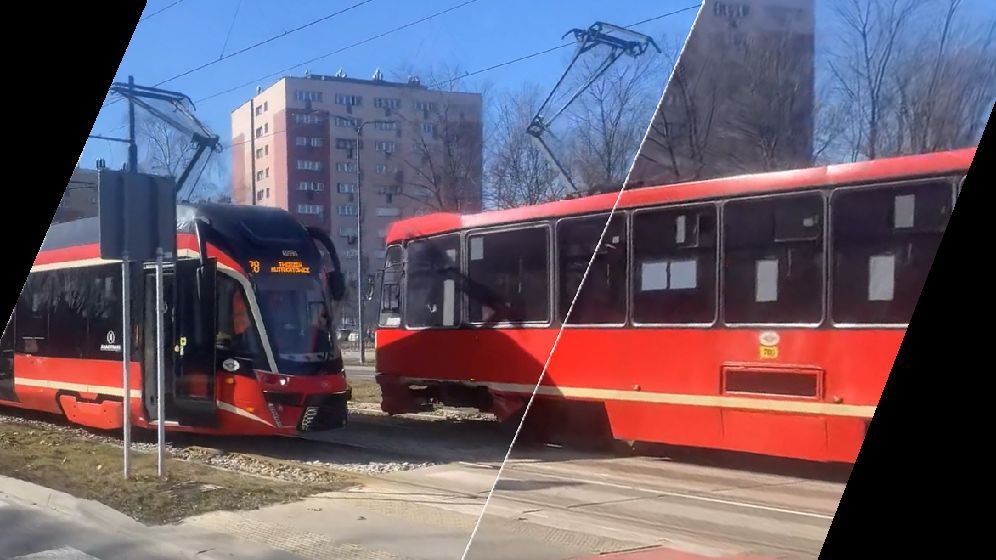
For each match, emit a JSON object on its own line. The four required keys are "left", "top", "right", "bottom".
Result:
{"left": 331, "top": 115, "right": 397, "bottom": 364}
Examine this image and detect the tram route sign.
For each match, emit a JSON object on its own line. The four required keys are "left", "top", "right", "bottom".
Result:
{"left": 97, "top": 169, "right": 177, "bottom": 261}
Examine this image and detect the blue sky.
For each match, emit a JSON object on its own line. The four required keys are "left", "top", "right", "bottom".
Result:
{"left": 81, "top": 0, "right": 993, "bottom": 173}
{"left": 82, "top": 0, "right": 701, "bottom": 170}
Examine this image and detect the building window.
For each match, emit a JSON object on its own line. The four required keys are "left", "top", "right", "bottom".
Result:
{"left": 296, "top": 137, "right": 308, "bottom": 146}
{"left": 335, "top": 94, "right": 362, "bottom": 106}
{"left": 256, "top": 171, "right": 264, "bottom": 181}
{"left": 255, "top": 148, "right": 264, "bottom": 158}
{"left": 335, "top": 138, "right": 358, "bottom": 150}
{"left": 374, "top": 97, "right": 401, "bottom": 109}
{"left": 375, "top": 207, "right": 401, "bottom": 217}
{"left": 296, "top": 181, "right": 324, "bottom": 191}
{"left": 633, "top": 205, "right": 717, "bottom": 324}
{"left": 296, "top": 160, "right": 322, "bottom": 171}
{"left": 337, "top": 205, "right": 358, "bottom": 216}
{"left": 375, "top": 141, "right": 396, "bottom": 153}
{"left": 831, "top": 181, "right": 951, "bottom": 324}
{"left": 336, "top": 162, "right": 356, "bottom": 173}
{"left": 310, "top": 137, "right": 324, "bottom": 148}
{"left": 263, "top": 101, "right": 268, "bottom": 111}
{"left": 338, "top": 226, "right": 357, "bottom": 237}
{"left": 264, "top": 145, "right": 269, "bottom": 155}
{"left": 256, "top": 190, "right": 263, "bottom": 201}
{"left": 374, "top": 121, "right": 398, "bottom": 131}
{"left": 255, "top": 127, "right": 263, "bottom": 138}
{"left": 263, "top": 123, "right": 269, "bottom": 134}
{"left": 264, "top": 168, "right": 269, "bottom": 178}
{"left": 558, "top": 214, "right": 627, "bottom": 324}
{"left": 421, "top": 122, "right": 435, "bottom": 135}
{"left": 255, "top": 105, "right": 263, "bottom": 116}
{"left": 337, "top": 183, "right": 357, "bottom": 194}
{"left": 414, "top": 101, "right": 437, "bottom": 112}
{"left": 376, "top": 185, "right": 402, "bottom": 195}
{"left": 335, "top": 116, "right": 358, "bottom": 128}
{"left": 297, "top": 204, "right": 323, "bottom": 215}
{"left": 295, "top": 90, "right": 323, "bottom": 102}
{"left": 723, "top": 193, "right": 824, "bottom": 325}
{"left": 294, "top": 113, "right": 321, "bottom": 125}
{"left": 375, "top": 164, "right": 389, "bottom": 175}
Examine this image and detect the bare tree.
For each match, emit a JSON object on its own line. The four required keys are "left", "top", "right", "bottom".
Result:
{"left": 485, "top": 86, "right": 566, "bottom": 209}
{"left": 385, "top": 65, "right": 487, "bottom": 213}
{"left": 822, "top": 0, "right": 994, "bottom": 161}
{"left": 136, "top": 114, "right": 225, "bottom": 202}
{"left": 631, "top": 36, "right": 725, "bottom": 185}
{"left": 567, "top": 53, "right": 662, "bottom": 189}
{"left": 891, "top": 1, "right": 995, "bottom": 153}
{"left": 827, "top": 0, "right": 924, "bottom": 160}
{"left": 728, "top": 30, "right": 815, "bottom": 171}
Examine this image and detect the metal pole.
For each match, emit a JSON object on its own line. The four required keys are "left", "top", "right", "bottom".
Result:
{"left": 154, "top": 248, "right": 167, "bottom": 478}
{"left": 120, "top": 255, "right": 131, "bottom": 479}
{"left": 127, "top": 76, "right": 138, "bottom": 173}
{"left": 355, "top": 123, "right": 365, "bottom": 364}
{"left": 249, "top": 96, "right": 257, "bottom": 205}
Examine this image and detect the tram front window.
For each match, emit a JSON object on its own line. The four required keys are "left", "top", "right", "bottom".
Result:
{"left": 254, "top": 274, "right": 336, "bottom": 375}
{"left": 216, "top": 274, "right": 265, "bottom": 364}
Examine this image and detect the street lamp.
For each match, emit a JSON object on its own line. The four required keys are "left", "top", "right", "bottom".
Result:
{"left": 331, "top": 114, "right": 397, "bottom": 364}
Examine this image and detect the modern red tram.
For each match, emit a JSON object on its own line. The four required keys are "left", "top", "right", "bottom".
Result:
{"left": 1, "top": 203, "right": 351, "bottom": 435}
{"left": 374, "top": 148, "right": 975, "bottom": 463}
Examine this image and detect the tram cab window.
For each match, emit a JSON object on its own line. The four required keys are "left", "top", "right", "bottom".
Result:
{"left": 216, "top": 274, "right": 264, "bottom": 361}
{"left": 632, "top": 205, "right": 717, "bottom": 324}
{"left": 558, "top": 214, "right": 627, "bottom": 324}
{"left": 467, "top": 226, "right": 550, "bottom": 324}
{"left": 723, "top": 193, "right": 824, "bottom": 324}
{"left": 379, "top": 245, "right": 404, "bottom": 328}
{"left": 405, "top": 235, "right": 461, "bottom": 328}
{"left": 832, "top": 180, "right": 952, "bottom": 324}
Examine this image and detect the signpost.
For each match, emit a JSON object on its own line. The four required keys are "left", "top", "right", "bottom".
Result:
{"left": 98, "top": 169, "right": 177, "bottom": 479}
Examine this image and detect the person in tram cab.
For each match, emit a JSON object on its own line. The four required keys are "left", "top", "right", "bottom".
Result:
{"left": 217, "top": 289, "right": 251, "bottom": 352}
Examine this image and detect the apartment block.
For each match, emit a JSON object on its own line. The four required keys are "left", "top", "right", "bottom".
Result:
{"left": 231, "top": 71, "right": 483, "bottom": 330}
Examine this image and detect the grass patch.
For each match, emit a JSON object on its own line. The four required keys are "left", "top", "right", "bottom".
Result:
{"left": 0, "top": 422, "right": 352, "bottom": 525}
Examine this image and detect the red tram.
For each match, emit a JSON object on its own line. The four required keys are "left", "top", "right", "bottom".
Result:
{"left": 1, "top": 203, "right": 351, "bottom": 435}
{"left": 374, "top": 148, "right": 974, "bottom": 463}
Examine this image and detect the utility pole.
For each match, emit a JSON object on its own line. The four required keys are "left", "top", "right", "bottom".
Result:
{"left": 341, "top": 116, "right": 396, "bottom": 364}
{"left": 355, "top": 121, "right": 366, "bottom": 364}
{"left": 249, "top": 96, "right": 257, "bottom": 205}
{"left": 127, "top": 75, "right": 138, "bottom": 173}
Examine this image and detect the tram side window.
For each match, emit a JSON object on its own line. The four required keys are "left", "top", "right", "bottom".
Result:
{"left": 832, "top": 181, "right": 952, "bottom": 324}
{"left": 14, "top": 266, "right": 123, "bottom": 360}
{"left": 84, "top": 265, "right": 123, "bottom": 359}
{"left": 632, "top": 205, "right": 717, "bottom": 324}
{"left": 405, "top": 235, "right": 461, "bottom": 328}
{"left": 467, "top": 227, "right": 550, "bottom": 324}
{"left": 379, "top": 245, "right": 404, "bottom": 328}
{"left": 15, "top": 274, "right": 51, "bottom": 355}
{"left": 724, "top": 193, "right": 824, "bottom": 324}
{"left": 216, "top": 274, "right": 265, "bottom": 362}
{"left": 558, "top": 214, "right": 627, "bottom": 324}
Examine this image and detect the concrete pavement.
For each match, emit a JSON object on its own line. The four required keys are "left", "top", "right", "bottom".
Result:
{"left": 0, "top": 476, "right": 302, "bottom": 560}
{"left": 2, "top": 431, "right": 839, "bottom": 560}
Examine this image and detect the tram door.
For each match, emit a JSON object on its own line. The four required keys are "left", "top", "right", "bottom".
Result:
{"left": 142, "top": 258, "right": 218, "bottom": 427}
